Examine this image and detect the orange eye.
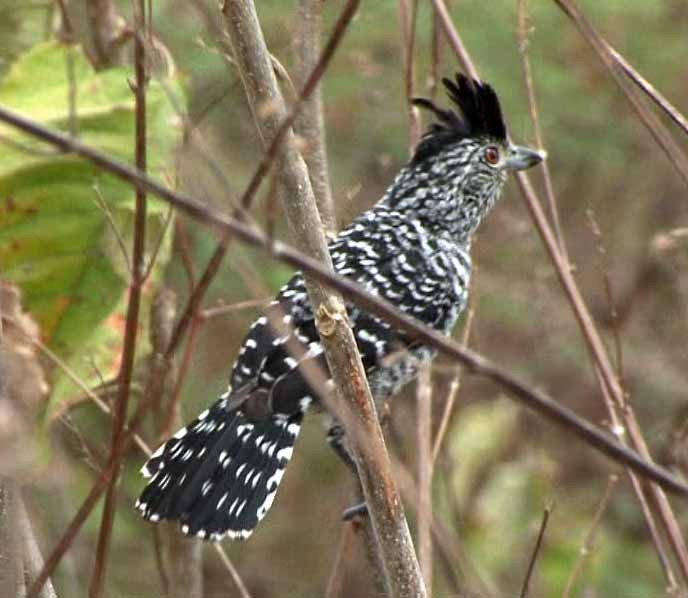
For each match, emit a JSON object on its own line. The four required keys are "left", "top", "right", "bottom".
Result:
{"left": 484, "top": 146, "right": 500, "bottom": 165}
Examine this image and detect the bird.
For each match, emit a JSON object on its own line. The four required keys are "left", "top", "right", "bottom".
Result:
{"left": 136, "top": 73, "right": 545, "bottom": 541}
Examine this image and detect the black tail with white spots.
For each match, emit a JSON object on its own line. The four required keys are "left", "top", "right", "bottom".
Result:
{"left": 136, "top": 397, "right": 302, "bottom": 541}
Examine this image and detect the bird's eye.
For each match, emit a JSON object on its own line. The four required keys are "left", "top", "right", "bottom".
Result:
{"left": 484, "top": 146, "right": 500, "bottom": 165}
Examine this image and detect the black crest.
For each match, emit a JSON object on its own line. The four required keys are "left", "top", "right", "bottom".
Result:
{"left": 412, "top": 73, "right": 507, "bottom": 163}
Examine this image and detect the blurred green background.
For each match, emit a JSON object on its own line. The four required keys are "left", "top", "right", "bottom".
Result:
{"left": 2, "top": 0, "right": 687, "bottom": 596}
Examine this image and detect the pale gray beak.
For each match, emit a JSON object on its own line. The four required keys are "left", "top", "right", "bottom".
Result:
{"left": 503, "top": 145, "right": 547, "bottom": 171}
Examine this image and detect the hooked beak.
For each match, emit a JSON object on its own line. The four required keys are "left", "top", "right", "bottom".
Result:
{"left": 503, "top": 145, "right": 547, "bottom": 171}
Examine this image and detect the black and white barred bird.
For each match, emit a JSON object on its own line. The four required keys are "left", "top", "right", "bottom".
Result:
{"left": 136, "top": 73, "right": 544, "bottom": 540}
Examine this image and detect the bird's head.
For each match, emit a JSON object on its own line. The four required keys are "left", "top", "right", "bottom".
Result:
{"left": 385, "top": 73, "right": 545, "bottom": 242}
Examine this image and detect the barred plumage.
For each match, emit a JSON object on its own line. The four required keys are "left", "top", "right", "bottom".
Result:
{"left": 136, "top": 73, "right": 545, "bottom": 540}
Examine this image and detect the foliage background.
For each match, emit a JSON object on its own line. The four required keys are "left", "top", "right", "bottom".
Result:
{"left": 1, "top": 0, "right": 687, "bottom": 596}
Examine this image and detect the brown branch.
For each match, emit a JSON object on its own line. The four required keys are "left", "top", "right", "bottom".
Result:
{"left": 519, "top": 505, "right": 551, "bottom": 598}
{"left": 200, "top": 297, "right": 270, "bottom": 319}
{"left": 516, "top": 0, "right": 567, "bottom": 258}
{"left": 293, "top": 0, "right": 337, "bottom": 232}
{"left": 212, "top": 544, "right": 253, "bottom": 598}
{"left": 551, "top": 0, "right": 688, "bottom": 189}
{"left": 325, "top": 522, "right": 357, "bottom": 598}
{"left": 416, "top": 365, "right": 433, "bottom": 595}
{"left": 3, "top": 106, "right": 688, "bottom": 504}
{"left": 86, "top": 0, "right": 127, "bottom": 68}
{"left": 604, "top": 43, "right": 688, "bottom": 139}
{"left": 222, "top": 2, "right": 426, "bottom": 596}
{"left": 562, "top": 475, "right": 618, "bottom": 598}
{"left": 429, "top": 6, "right": 443, "bottom": 101}
{"left": 430, "top": 0, "right": 478, "bottom": 81}
{"left": 398, "top": 0, "right": 421, "bottom": 152}
{"left": 88, "top": 2, "right": 148, "bottom": 595}
{"left": 431, "top": 307, "right": 474, "bottom": 465}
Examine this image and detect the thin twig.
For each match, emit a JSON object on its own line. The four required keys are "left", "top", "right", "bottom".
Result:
{"left": 562, "top": 475, "right": 618, "bottom": 598}
{"left": 519, "top": 505, "right": 551, "bottom": 598}
{"left": 200, "top": 297, "right": 270, "bottom": 319}
{"left": 429, "top": 6, "right": 443, "bottom": 101}
{"left": 293, "top": 0, "right": 337, "bottom": 232}
{"left": 159, "top": 308, "right": 200, "bottom": 441}
{"left": 92, "top": 184, "right": 132, "bottom": 274}
{"left": 149, "top": 292, "right": 204, "bottom": 598}
{"left": 391, "top": 453, "right": 499, "bottom": 597}
{"left": 398, "top": 0, "right": 421, "bottom": 152}
{"left": 604, "top": 43, "right": 688, "bottom": 139}
{"left": 325, "top": 522, "right": 356, "bottom": 598}
{"left": 551, "top": 0, "right": 688, "bottom": 189}
{"left": 430, "top": 0, "right": 479, "bottom": 81}
{"left": 174, "top": 218, "right": 196, "bottom": 292}
{"left": 142, "top": 205, "right": 174, "bottom": 283}
{"left": 431, "top": 307, "right": 474, "bottom": 465}
{"left": 586, "top": 209, "right": 624, "bottom": 384}
{"left": 516, "top": 0, "right": 567, "bottom": 258}
{"left": 3, "top": 106, "right": 688, "bottom": 502}
{"left": 212, "top": 544, "right": 253, "bottom": 598}
{"left": 88, "top": 2, "right": 148, "bottom": 594}
{"left": 26, "top": 331, "right": 150, "bottom": 454}
{"left": 416, "top": 364, "right": 433, "bottom": 595}
{"left": 28, "top": 375, "right": 160, "bottom": 598}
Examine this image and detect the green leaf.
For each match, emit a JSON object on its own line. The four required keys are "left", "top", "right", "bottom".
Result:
{"left": 0, "top": 41, "right": 183, "bottom": 417}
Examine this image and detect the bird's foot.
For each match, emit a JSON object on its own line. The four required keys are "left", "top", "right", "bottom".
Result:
{"left": 342, "top": 501, "right": 368, "bottom": 521}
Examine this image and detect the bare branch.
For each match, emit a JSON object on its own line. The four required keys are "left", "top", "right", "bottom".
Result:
{"left": 431, "top": 307, "right": 474, "bottom": 465}
{"left": 562, "top": 476, "right": 618, "bottom": 598}
{"left": 325, "top": 522, "right": 356, "bottom": 598}
{"left": 86, "top": 0, "right": 128, "bottom": 68}
{"left": 516, "top": 0, "right": 567, "bottom": 258}
{"left": 551, "top": 0, "right": 688, "bottom": 188}
{"left": 430, "top": 0, "right": 478, "bottom": 81}
{"left": 416, "top": 365, "right": 433, "bottom": 595}
{"left": 293, "top": 0, "right": 337, "bottom": 232}
{"left": 398, "top": 0, "right": 421, "bottom": 152}
{"left": 519, "top": 505, "right": 551, "bottom": 598}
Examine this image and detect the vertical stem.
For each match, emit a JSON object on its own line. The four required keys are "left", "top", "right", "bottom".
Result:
{"left": 416, "top": 365, "right": 433, "bottom": 595}
{"left": 88, "top": 3, "right": 147, "bottom": 596}
{"left": 294, "top": 0, "right": 337, "bottom": 233}
{"left": 516, "top": 0, "right": 568, "bottom": 259}
{"left": 398, "top": 0, "right": 421, "bottom": 151}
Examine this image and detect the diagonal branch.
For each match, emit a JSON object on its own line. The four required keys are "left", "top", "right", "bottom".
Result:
{"left": 551, "top": 0, "right": 688, "bottom": 188}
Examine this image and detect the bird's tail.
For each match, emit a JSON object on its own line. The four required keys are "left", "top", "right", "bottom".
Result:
{"left": 136, "top": 396, "right": 302, "bottom": 541}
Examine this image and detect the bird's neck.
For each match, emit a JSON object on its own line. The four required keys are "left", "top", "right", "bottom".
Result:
{"left": 380, "top": 160, "right": 503, "bottom": 246}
